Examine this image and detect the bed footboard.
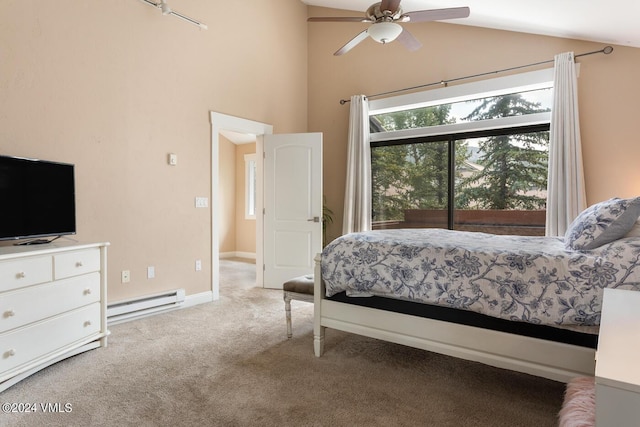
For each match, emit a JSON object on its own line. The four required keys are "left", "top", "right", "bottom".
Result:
{"left": 313, "top": 253, "right": 325, "bottom": 357}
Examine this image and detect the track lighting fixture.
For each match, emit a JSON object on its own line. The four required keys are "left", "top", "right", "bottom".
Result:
{"left": 137, "top": 0, "right": 208, "bottom": 30}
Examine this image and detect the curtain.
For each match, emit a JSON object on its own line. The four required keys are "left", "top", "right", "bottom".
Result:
{"left": 342, "top": 95, "right": 371, "bottom": 234}
{"left": 545, "top": 52, "right": 587, "bottom": 236}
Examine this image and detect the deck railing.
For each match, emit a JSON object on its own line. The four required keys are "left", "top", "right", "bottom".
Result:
{"left": 373, "top": 209, "right": 546, "bottom": 236}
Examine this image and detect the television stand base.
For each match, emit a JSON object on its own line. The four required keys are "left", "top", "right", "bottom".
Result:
{"left": 15, "top": 235, "right": 62, "bottom": 246}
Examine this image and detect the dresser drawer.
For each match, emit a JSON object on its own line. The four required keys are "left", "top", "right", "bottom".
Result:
{"left": 0, "top": 272, "right": 100, "bottom": 333}
{"left": 54, "top": 248, "right": 100, "bottom": 280}
{"left": 0, "top": 303, "right": 101, "bottom": 376}
{"left": 0, "top": 256, "right": 52, "bottom": 293}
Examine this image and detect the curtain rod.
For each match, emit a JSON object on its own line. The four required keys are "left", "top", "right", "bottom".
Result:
{"left": 339, "top": 45, "right": 614, "bottom": 105}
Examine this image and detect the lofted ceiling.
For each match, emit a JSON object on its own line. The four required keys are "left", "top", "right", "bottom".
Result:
{"left": 302, "top": 0, "right": 640, "bottom": 49}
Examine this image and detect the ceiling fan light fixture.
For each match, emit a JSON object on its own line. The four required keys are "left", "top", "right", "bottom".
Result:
{"left": 310, "top": 2, "right": 470, "bottom": 55}
{"left": 367, "top": 22, "right": 403, "bottom": 44}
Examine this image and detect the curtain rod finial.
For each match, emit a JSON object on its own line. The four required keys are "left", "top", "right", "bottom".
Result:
{"left": 603, "top": 46, "right": 614, "bottom": 54}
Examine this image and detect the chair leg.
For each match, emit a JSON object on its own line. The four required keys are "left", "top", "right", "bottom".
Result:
{"left": 284, "top": 293, "right": 292, "bottom": 339}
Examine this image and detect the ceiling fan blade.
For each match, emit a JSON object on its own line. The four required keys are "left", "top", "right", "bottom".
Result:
{"left": 396, "top": 27, "right": 422, "bottom": 52}
{"left": 334, "top": 30, "right": 369, "bottom": 56}
{"left": 380, "top": 0, "right": 401, "bottom": 14}
{"left": 308, "top": 16, "right": 371, "bottom": 23}
{"left": 403, "top": 7, "right": 470, "bottom": 23}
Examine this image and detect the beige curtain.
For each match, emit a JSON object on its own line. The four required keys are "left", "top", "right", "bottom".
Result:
{"left": 342, "top": 95, "right": 371, "bottom": 234}
{"left": 546, "top": 52, "right": 587, "bottom": 236}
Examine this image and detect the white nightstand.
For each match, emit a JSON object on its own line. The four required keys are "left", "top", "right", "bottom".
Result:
{"left": 595, "top": 288, "right": 640, "bottom": 426}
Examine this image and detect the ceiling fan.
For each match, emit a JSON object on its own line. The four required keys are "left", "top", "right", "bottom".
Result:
{"left": 308, "top": 0, "right": 470, "bottom": 56}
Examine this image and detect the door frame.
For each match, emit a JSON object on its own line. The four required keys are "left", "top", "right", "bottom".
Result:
{"left": 209, "top": 112, "right": 273, "bottom": 299}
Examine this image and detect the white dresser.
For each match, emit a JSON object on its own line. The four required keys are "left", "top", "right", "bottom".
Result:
{"left": 595, "top": 288, "right": 640, "bottom": 426}
{"left": 0, "top": 242, "right": 109, "bottom": 392}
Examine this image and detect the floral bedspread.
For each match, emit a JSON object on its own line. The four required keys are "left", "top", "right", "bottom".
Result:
{"left": 321, "top": 229, "right": 640, "bottom": 327}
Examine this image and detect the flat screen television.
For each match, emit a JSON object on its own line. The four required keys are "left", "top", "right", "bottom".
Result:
{"left": 0, "top": 155, "right": 76, "bottom": 244}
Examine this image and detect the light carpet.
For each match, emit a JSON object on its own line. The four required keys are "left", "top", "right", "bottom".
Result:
{"left": 0, "top": 258, "right": 565, "bottom": 426}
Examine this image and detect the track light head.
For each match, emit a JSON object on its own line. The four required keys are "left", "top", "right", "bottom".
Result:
{"left": 136, "top": 0, "right": 207, "bottom": 30}
{"left": 160, "top": 0, "right": 171, "bottom": 15}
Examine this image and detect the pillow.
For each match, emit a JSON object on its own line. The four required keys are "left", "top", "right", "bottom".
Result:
{"left": 624, "top": 218, "right": 640, "bottom": 238}
{"left": 565, "top": 197, "right": 640, "bottom": 250}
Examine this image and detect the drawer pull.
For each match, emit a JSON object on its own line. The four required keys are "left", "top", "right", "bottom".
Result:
{"left": 76, "top": 261, "right": 84, "bottom": 268}
{"left": 5, "top": 349, "right": 16, "bottom": 358}
{"left": 16, "top": 272, "right": 26, "bottom": 279}
{"left": 84, "top": 320, "right": 92, "bottom": 327}
{"left": 84, "top": 288, "right": 92, "bottom": 295}
{"left": 3, "top": 310, "right": 15, "bottom": 318}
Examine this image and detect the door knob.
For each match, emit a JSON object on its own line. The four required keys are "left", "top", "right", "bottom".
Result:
{"left": 307, "top": 217, "right": 320, "bottom": 223}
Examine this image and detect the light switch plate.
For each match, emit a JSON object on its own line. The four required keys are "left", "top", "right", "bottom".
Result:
{"left": 195, "top": 197, "right": 208, "bottom": 208}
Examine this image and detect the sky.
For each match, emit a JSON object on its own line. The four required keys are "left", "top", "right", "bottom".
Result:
{"left": 448, "top": 87, "right": 553, "bottom": 123}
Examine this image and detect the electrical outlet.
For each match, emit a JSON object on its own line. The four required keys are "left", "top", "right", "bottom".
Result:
{"left": 147, "top": 266, "right": 155, "bottom": 279}
{"left": 195, "top": 259, "right": 202, "bottom": 271}
{"left": 121, "top": 270, "right": 130, "bottom": 283}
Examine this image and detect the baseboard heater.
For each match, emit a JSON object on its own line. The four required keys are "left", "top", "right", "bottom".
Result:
{"left": 107, "top": 289, "right": 186, "bottom": 324}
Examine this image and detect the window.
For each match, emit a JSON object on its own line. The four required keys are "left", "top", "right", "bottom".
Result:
{"left": 244, "top": 154, "right": 256, "bottom": 220}
{"left": 369, "top": 69, "right": 553, "bottom": 236}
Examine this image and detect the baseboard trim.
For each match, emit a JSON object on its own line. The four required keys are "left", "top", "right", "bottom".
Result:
{"left": 220, "top": 251, "right": 256, "bottom": 260}
{"left": 184, "top": 291, "right": 215, "bottom": 307}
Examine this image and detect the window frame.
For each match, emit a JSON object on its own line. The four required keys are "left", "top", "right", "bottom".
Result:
{"left": 369, "top": 68, "right": 554, "bottom": 144}
{"left": 371, "top": 123, "right": 551, "bottom": 230}
{"left": 368, "top": 68, "right": 554, "bottom": 232}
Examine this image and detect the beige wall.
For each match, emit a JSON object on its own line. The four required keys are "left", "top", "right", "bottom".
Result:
{"left": 308, "top": 7, "right": 640, "bottom": 243}
{"left": 0, "top": 0, "right": 308, "bottom": 302}
{"left": 235, "top": 143, "right": 257, "bottom": 255}
{"left": 218, "top": 135, "right": 236, "bottom": 254}
{"left": 218, "top": 138, "right": 256, "bottom": 257}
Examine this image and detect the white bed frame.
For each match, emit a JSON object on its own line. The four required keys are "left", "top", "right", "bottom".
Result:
{"left": 313, "top": 255, "right": 595, "bottom": 383}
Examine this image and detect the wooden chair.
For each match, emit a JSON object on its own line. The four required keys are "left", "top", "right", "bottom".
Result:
{"left": 283, "top": 275, "right": 314, "bottom": 338}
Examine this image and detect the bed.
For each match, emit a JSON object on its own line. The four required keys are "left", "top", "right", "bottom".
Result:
{"left": 313, "top": 197, "right": 640, "bottom": 382}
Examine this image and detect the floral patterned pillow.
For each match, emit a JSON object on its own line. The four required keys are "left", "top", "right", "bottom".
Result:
{"left": 625, "top": 219, "right": 640, "bottom": 237}
{"left": 565, "top": 197, "right": 640, "bottom": 250}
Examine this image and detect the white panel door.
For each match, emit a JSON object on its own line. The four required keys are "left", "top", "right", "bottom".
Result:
{"left": 263, "top": 133, "right": 322, "bottom": 289}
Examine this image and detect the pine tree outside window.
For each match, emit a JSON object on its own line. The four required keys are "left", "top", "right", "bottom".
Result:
{"left": 369, "top": 69, "right": 553, "bottom": 235}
